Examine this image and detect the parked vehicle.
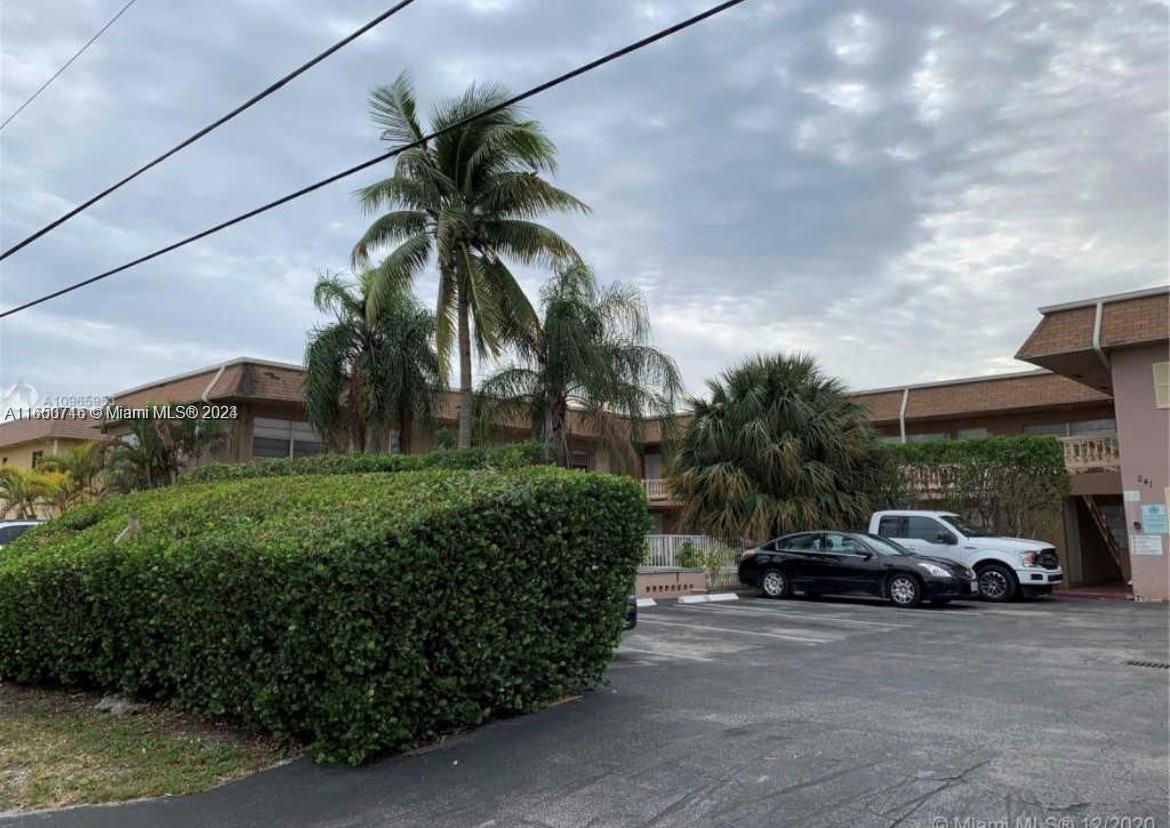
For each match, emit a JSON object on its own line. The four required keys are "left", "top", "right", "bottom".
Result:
{"left": 0, "top": 520, "right": 42, "bottom": 549}
{"left": 738, "top": 531, "right": 978, "bottom": 608}
{"left": 869, "top": 510, "right": 1063, "bottom": 602}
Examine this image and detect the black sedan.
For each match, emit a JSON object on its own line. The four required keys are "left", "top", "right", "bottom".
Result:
{"left": 738, "top": 531, "right": 978, "bottom": 608}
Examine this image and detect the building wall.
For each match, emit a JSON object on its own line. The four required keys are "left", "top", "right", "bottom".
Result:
{"left": 872, "top": 402, "right": 1118, "bottom": 441}
{"left": 1111, "top": 343, "right": 1170, "bottom": 601}
{"left": 0, "top": 438, "right": 91, "bottom": 470}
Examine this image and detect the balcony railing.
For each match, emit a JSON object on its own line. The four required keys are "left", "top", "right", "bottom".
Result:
{"left": 1060, "top": 435, "right": 1120, "bottom": 472}
{"left": 642, "top": 478, "right": 674, "bottom": 501}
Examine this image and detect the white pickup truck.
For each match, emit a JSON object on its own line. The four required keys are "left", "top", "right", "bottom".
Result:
{"left": 868, "top": 510, "right": 1063, "bottom": 602}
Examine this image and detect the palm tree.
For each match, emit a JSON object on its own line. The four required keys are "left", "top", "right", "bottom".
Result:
{"left": 669, "top": 353, "right": 876, "bottom": 543}
{"left": 37, "top": 441, "right": 106, "bottom": 500}
{"left": 352, "top": 72, "right": 588, "bottom": 447}
{"left": 304, "top": 271, "right": 439, "bottom": 454}
{"left": 478, "top": 263, "right": 683, "bottom": 469}
{"left": 0, "top": 467, "right": 54, "bottom": 519}
{"left": 105, "top": 412, "right": 225, "bottom": 492}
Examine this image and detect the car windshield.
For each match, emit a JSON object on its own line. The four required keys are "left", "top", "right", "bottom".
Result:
{"left": 939, "top": 514, "right": 988, "bottom": 537}
{"left": 863, "top": 534, "right": 914, "bottom": 556}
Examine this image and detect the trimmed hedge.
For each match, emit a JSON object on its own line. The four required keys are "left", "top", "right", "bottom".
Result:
{"left": 179, "top": 441, "right": 551, "bottom": 485}
{"left": 0, "top": 467, "right": 646, "bottom": 763}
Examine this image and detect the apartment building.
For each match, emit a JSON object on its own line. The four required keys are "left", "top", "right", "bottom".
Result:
{"left": 3, "top": 287, "right": 1164, "bottom": 597}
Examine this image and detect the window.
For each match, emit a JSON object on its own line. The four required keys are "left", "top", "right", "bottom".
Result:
{"left": 905, "top": 516, "right": 946, "bottom": 541}
{"left": 939, "top": 514, "right": 987, "bottom": 537}
{"left": 877, "top": 515, "right": 907, "bottom": 538}
{"left": 823, "top": 533, "right": 867, "bottom": 553}
{"left": 863, "top": 535, "right": 913, "bottom": 556}
{"left": 252, "top": 418, "right": 323, "bottom": 459}
{"left": 956, "top": 428, "right": 988, "bottom": 439}
{"left": 30, "top": 450, "right": 43, "bottom": 468}
{"left": 0, "top": 524, "right": 35, "bottom": 544}
{"left": 1023, "top": 423, "right": 1068, "bottom": 436}
{"left": 569, "top": 451, "right": 590, "bottom": 471}
{"left": 781, "top": 533, "right": 822, "bottom": 551}
{"left": 1154, "top": 362, "right": 1169, "bottom": 409}
{"left": 1024, "top": 418, "right": 1117, "bottom": 437}
{"left": 906, "top": 432, "right": 945, "bottom": 443}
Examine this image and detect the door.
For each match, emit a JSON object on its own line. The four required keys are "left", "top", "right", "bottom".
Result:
{"left": 902, "top": 516, "right": 961, "bottom": 563}
{"left": 822, "top": 533, "right": 884, "bottom": 594}
{"left": 777, "top": 533, "right": 825, "bottom": 588}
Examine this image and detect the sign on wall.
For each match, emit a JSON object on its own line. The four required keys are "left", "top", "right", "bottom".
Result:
{"left": 1130, "top": 534, "right": 1165, "bottom": 556}
{"left": 1141, "top": 504, "right": 1168, "bottom": 534}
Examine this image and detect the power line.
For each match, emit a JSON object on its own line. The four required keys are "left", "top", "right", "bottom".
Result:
{"left": 0, "top": 0, "right": 422, "bottom": 262}
{"left": 0, "top": 0, "right": 751, "bottom": 320}
{"left": 0, "top": 0, "right": 140, "bottom": 133}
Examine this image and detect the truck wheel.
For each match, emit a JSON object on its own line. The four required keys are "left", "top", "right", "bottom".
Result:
{"left": 888, "top": 574, "right": 923, "bottom": 608}
{"left": 760, "top": 569, "right": 790, "bottom": 599}
{"left": 976, "top": 563, "right": 1017, "bottom": 602}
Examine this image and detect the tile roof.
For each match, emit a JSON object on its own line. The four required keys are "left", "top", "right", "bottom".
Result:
{"left": 1016, "top": 288, "right": 1168, "bottom": 360}
{"left": 0, "top": 412, "right": 104, "bottom": 447}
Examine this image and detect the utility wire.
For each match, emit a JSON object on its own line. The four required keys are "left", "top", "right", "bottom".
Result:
{"left": 0, "top": 0, "right": 140, "bottom": 133}
{"left": 0, "top": 0, "right": 422, "bottom": 262}
{"left": 0, "top": 0, "right": 751, "bottom": 320}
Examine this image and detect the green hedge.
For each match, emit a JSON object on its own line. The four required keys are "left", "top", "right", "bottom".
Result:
{"left": 0, "top": 467, "right": 646, "bottom": 763}
{"left": 179, "top": 441, "right": 550, "bottom": 485}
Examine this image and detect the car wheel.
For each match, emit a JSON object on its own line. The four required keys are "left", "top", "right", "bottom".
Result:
{"left": 976, "top": 563, "right": 1017, "bottom": 602}
{"left": 888, "top": 574, "right": 923, "bottom": 608}
{"left": 760, "top": 568, "right": 790, "bottom": 599}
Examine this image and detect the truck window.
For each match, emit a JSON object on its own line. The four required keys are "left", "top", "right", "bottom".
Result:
{"left": 877, "top": 516, "right": 906, "bottom": 538}
{"left": 905, "top": 516, "right": 945, "bottom": 541}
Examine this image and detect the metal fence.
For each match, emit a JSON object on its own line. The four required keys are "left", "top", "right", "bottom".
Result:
{"left": 643, "top": 534, "right": 743, "bottom": 589}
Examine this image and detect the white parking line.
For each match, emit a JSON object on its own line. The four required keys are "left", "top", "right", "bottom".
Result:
{"left": 671, "top": 602, "right": 909, "bottom": 630}
{"left": 637, "top": 617, "right": 828, "bottom": 644}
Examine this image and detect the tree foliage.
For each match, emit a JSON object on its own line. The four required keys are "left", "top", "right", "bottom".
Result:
{"left": 669, "top": 353, "right": 876, "bottom": 543}
{"left": 868, "top": 435, "right": 1070, "bottom": 539}
{"left": 304, "top": 270, "right": 439, "bottom": 454}
{"left": 105, "top": 412, "right": 224, "bottom": 492}
{"left": 352, "top": 72, "right": 588, "bottom": 447}
{"left": 478, "top": 264, "right": 683, "bottom": 469}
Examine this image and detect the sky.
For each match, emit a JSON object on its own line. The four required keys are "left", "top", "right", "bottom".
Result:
{"left": 1, "top": 0, "right": 1166, "bottom": 406}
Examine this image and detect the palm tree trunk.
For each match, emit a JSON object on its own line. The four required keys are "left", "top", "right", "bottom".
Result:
{"left": 400, "top": 417, "right": 413, "bottom": 455}
{"left": 457, "top": 287, "right": 473, "bottom": 448}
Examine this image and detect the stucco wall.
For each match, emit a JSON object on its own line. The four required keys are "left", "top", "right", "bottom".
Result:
{"left": 1111, "top": 343, "right": 1170, "bottom": 601}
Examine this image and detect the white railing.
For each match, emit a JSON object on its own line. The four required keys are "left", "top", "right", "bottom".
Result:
{"left": 644, "top": 534, "right": 736, "bottom": 567}
{"left": 642, "top": 478, "right": 673, "bottom": 501}
{"left": 1061, "top": 435, "right": 1120, "bottom": 472}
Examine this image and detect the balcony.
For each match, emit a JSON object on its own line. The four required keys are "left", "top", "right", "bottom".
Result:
{"left": 1060, "top": 435, "right": 1120, "bottom": 472}
{"left": 642, "top": 478, "right": 677, "bottom": 503}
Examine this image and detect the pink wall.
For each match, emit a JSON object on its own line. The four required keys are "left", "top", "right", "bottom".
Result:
{"left": 1111, "top": 343, "right": 1170, "bottom": 601}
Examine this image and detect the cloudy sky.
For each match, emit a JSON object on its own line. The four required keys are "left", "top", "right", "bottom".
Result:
{"left": 1, "top": 0, "right": 1166, "bottom": 404}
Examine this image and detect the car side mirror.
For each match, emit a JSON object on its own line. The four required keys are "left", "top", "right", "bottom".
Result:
{"left": 936, "top": 531, "right": 957, "bottom": 545}
{"left": 860, "top": 551, "right": 873, "bottom": 560}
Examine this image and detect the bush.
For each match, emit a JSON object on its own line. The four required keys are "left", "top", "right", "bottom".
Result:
{"left": 868, "top": 435, "right": 1069, "bottom": 538}
{"left": 675, "top": 541, "right": 702, "bottom": 569}
{"left": 0, "top": 466, "right": 646, "bottom": 763}
{"left": 179, "top": 441, "right": 550, "bottom": 485}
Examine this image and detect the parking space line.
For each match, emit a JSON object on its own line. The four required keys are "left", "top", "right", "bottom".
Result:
{"left": 637, "top": 617, "right": 826, "bottom": 644}
{"left": 671, "top": 602, "right": 910, "bottom": 629}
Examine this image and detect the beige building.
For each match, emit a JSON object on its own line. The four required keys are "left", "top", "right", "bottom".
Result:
{"left": 0, "top": 415, "right": 103, "bottom": 472}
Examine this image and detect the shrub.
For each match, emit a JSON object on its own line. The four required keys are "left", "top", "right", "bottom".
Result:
{"left": 0, "top": 467, "right": 646, "bottom": 763}
{"left": 675, "top": 541, "right": 702, "bottom": 569}
{"left": 868, "top": 435, "right": 1069, "bottom": 538}
{"left": 179, "top": 441, "right": 550, "bottom": 485}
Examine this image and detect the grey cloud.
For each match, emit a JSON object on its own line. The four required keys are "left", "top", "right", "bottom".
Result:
{"left": 1, "top": 0, "right": 1165, "bottom": 402}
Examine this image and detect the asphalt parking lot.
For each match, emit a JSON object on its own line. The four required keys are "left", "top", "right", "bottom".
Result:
{"left": 8, "top": 595, "right": 1169, "bottom": 828}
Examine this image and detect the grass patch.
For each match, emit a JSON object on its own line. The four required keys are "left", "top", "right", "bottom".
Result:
{"left": 0, "top": 682, "right": 294, "bottom": 813}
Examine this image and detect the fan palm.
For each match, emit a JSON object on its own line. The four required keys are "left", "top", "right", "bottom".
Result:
{"left": 478, "top": 263, "right": 683, "bottom": 469}
{"left": 304, "top": 270, "right": 439, "bottom": 454}
{"left": 669, "top": 353, "right": 876, "bottom": 544}
{"left": 352, "top": 72, "right": 588, "bottom": 447}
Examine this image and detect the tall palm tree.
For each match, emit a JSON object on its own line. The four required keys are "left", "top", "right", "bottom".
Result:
{"left": 669, "top": 353, "right": 876, "bottom": 544}
{"left": 304, "top": 271, "right": 439, "bottom": 454}
{"left": 478, "top": 263, "right": 683, "bottom": 469}
{"left": 352, "top": 72, "right": 588, "bottom": 447}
